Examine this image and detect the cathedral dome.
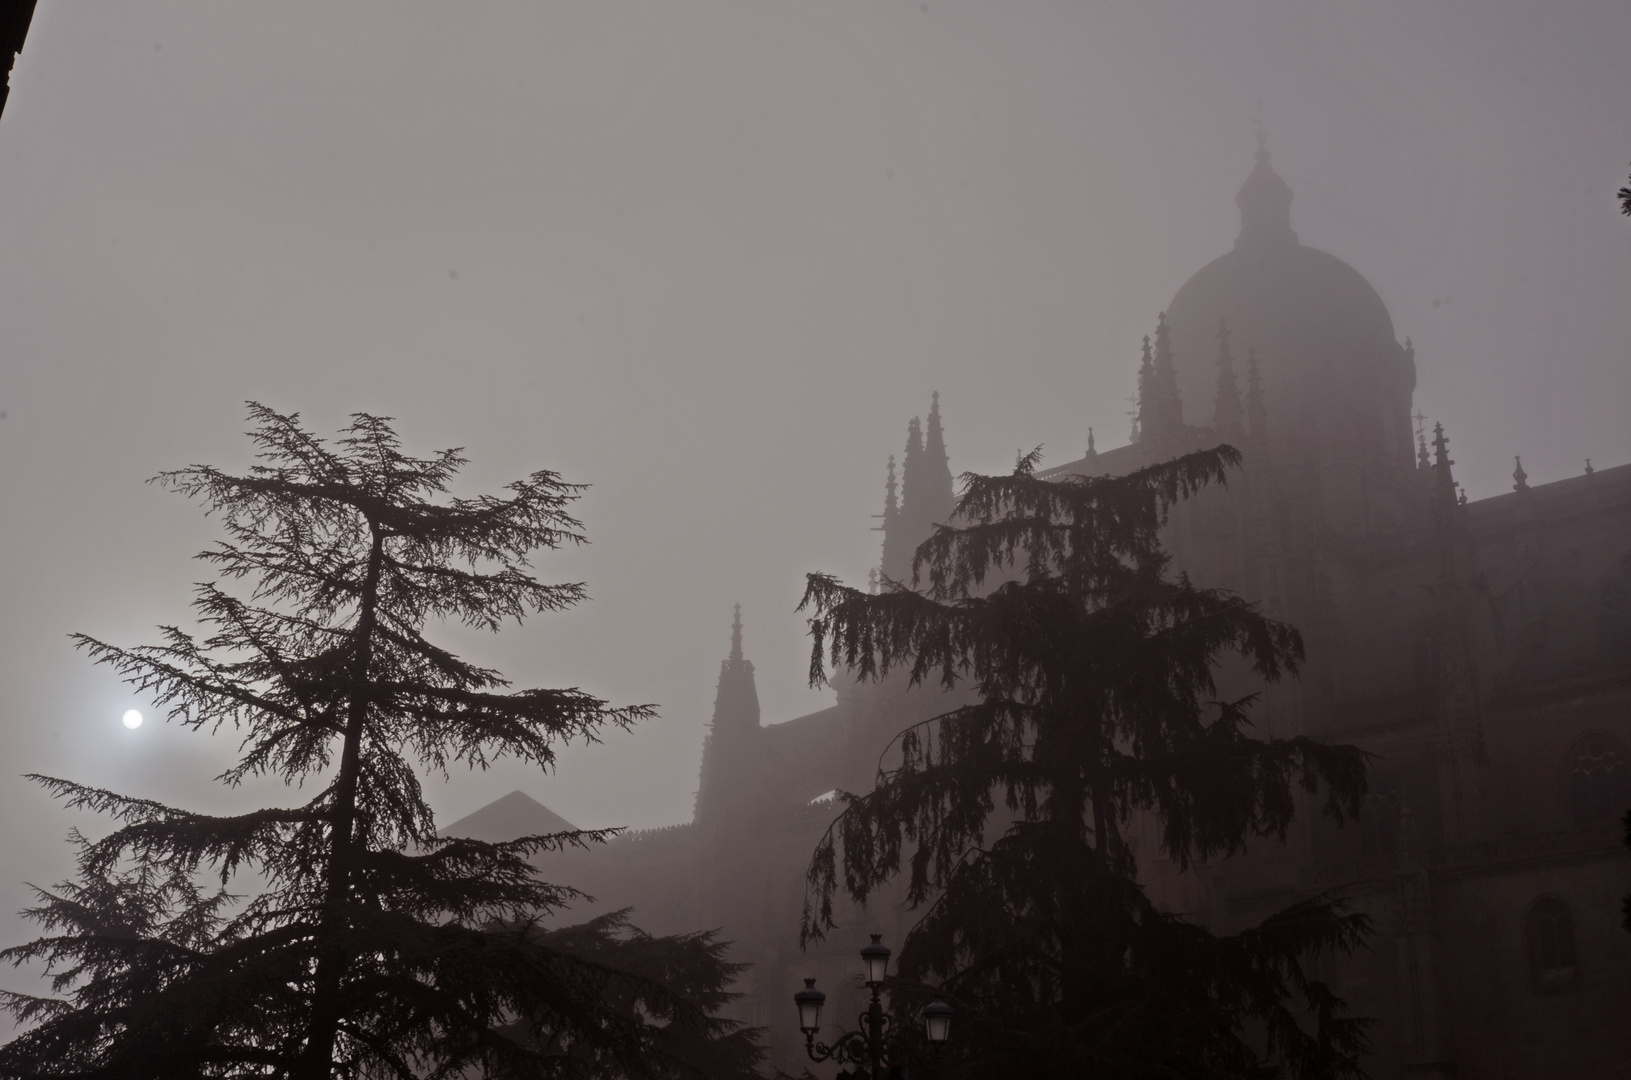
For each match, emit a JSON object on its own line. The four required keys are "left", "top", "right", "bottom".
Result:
{"left": 1164, "top": 149, "right": 1416, "bottom": 472}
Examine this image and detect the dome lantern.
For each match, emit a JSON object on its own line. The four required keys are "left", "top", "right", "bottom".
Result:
{"left": 1235, "top": 144, "right": 1297, "bottom": 250}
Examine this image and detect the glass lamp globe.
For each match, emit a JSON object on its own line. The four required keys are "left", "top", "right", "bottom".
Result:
{"left": 860, "top": 934, "right": 891, "bottom": 986}
{"left": 922, "top": 1000, "right": 953, "bottom": 1044}
{"left": 794, "top": 978, "right": 826, "bottom": 1033}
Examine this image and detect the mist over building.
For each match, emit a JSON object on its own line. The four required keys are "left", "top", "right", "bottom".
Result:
{"left": 467, "top": 147, "right": 1631, "bottom": 1077}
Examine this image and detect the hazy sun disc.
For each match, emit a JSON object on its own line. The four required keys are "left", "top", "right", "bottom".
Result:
{"left": 121, "top": 709, "right": 143, "bottom": 730}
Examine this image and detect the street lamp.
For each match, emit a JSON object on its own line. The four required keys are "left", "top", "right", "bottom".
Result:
{"left": 795, "top": 978, "right": 826, "bottom": 1034}
{"left": 921, "top": 1000, "right": 953, "bottom": 1045}
{"left": 860, "top": 934, "right": 891, "bottom": 985}
{"left": 793, "top": 935, "right": 952, "bottom": 1078}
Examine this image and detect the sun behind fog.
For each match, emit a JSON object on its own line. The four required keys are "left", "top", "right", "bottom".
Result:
{"left": 121, "top": 709, "right": 143, "bottom": 730}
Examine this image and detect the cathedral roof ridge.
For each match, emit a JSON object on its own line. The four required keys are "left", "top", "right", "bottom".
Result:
{"left": 1463, "top": 456, "right": 1631, "bottom": 509}
{"left": 1039, "top": 427, "right": 1207, "bottom": 480}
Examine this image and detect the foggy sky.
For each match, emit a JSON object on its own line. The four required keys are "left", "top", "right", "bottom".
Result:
{"left": 0, "top": 1, "right": 1628, "bottom": 953}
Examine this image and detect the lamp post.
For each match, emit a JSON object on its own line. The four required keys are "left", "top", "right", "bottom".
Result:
{"left": 794, "top": 934, "right": 952, "bottom": 1079}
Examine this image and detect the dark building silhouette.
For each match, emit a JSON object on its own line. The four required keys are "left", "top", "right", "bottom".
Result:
{"left": 498, "top": 149, "right": 1631, "bottom": 1078}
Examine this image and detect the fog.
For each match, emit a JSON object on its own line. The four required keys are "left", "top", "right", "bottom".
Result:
{"left": 0, "top": 0, "right": 1627, "bottom": 958}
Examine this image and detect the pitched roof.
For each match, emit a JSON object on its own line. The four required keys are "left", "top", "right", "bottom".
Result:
{"left": 440, "top": 790, "right": 577, "bottom": 842}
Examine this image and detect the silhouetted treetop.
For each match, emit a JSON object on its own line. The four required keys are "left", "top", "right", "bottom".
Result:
{"left": 0, "top": 403, "right": 759, "bottom": 1080}
{"left": 799, "top": 445, "right": 1370, "bottom": 1079}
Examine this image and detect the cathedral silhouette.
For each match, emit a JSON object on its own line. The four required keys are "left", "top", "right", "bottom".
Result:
{"left": 450, "top": 149, "right": 1631, "bottom": 1078}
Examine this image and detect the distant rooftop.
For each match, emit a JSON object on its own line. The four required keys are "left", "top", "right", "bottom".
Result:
{"left": 440, "top": 790, "right": 577, "bottom": 842}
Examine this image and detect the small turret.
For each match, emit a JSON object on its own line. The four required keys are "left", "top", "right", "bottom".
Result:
{"left": 1511, "top": 456, "right": 1529, "bottom": 493}
{"left": 1213, "top": 317, "right": 1245, "bottom": 439}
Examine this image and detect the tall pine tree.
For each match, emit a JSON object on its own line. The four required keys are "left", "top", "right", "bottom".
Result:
{"left": 800, "top": 446, "right": 1371, "bottom": 1079}
{"left": 0, "top": 405, "right": 762, "bottom": 1079}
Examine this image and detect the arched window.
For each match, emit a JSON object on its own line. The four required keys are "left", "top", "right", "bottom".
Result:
{"left": 1563, "top": 733, "right": 1631, "bottom": 825}
{"left": 1525, "top": 897, "right": 1579, "bottom": 995}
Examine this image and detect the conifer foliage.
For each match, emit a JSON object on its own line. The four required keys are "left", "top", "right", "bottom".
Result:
{"left": 800, "top": 446, "right": 1372, "bottom": 1079}
{"left": 0, "top": 405, "right": 762, "bottom": 1079}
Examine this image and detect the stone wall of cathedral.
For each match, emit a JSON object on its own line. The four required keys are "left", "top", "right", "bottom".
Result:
{"left": 521, "top": 154, "right": 1631, "bottom": 1077}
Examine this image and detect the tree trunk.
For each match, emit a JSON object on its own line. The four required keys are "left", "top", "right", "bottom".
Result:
{"left": 294, "top": 530, "right": 385, "bottom": 1079}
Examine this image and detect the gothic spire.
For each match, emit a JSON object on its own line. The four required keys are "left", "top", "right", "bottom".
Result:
{"left": 1213, "top": 316, "right": 1245, "bottom": 439}
{"left": 905, "top": 415, "right": 924, "bottom": 474}
{"left": 1431, "top": 423, "right": 1458, "bottom": 508}
{"left": 712, "top": 605, "right": 759, "bottom": 733}
{"left": 911, "top": 394, "right": 956, "bottom": 526}
{"left": 1425, "top": 421, "right": 1489, "bottom": 844}
{"left": 881, "top": 453, "right": 899, "bottom": 530}
{"left": 1511, "top": 456, "right": 1529, "bottom": 493}
{"left": 883, "top": 397, "right": 958, "bottom": 584}
{"left": 923, "top": 392, "right": 954, "bottom": 508}
{"left": 1141, "top": 312, "right": 1185, "bottom": 446}
{"left": 693, "top": 606, "right": 762, "bottom": 824}
{"left": 876, "top": 454, "right": 899, "bottom": 578}
{"left": 1135, "top": 334, "right": 1155, "bottom": 444}
{"left": 1246, "top": 347, "right": 1267, "bottom": 439}
{"left": 883, "top": 416, "right": 924, "bottom": 583}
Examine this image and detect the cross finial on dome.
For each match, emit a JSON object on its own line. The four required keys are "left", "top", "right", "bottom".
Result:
{"left": 1254, "top": 119, "right": 1270, "bottom": 165}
